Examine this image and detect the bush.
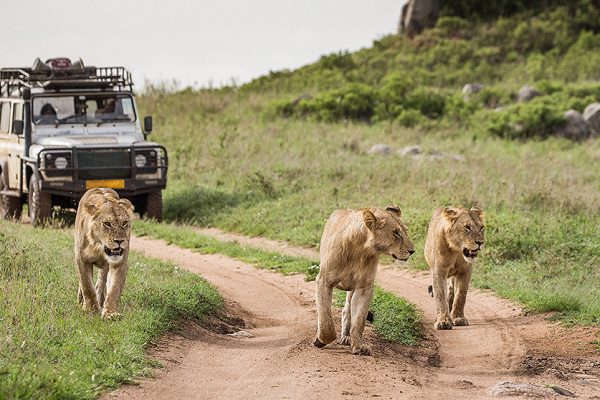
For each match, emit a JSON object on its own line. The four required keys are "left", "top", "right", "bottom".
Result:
{"left": 396, "top": 109, "right": 423, "bottom": 127}
{"left": 404, "top": 88, "right": 447, "bottom": 119}
{"left": 303, "top": 83, "right": 377, "bottom": 122}
{"left": 487, "top": 99, "right": 566, "bottom": 139}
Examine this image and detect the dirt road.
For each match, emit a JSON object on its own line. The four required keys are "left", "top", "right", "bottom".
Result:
{"left": 106, "top": 230, "right": 600, "bottom": 399}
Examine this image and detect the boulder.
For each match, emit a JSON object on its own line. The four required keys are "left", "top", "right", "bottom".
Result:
{"left": 398, "top": 145, "right": 422, "bottom": 156}
{"left": 555, "top": 110, "right": 590, "bottom": 141}
{"left": 367, "top": 144, "right": 392, "bottom": 155}
{"left": 462, "top": 83, "right": 484, "bottom": 98}
{"left": 517, "top": 85, "right": 542, "bottom": 102}
{"left": 583, "top": 102, "right": 600, "bottom": 135}
{"left": 399, "top": 0, "right": 440, "bottom": 37}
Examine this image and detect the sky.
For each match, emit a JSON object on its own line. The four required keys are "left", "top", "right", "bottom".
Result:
{"left": 0, "top": 0, "right": 403, "bottom": 89}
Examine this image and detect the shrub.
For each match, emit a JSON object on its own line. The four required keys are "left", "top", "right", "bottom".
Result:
{"left": 404, "top": 88, "right": 447, "bottom": 119}
{"left": 396, "top": 109, "right": 423, "bottom": 127}
{"left": 487, "top": 99, "right": 566, "bottom": 139}
{"left": 304, "top": 83, "right": 377, "bottom": 122}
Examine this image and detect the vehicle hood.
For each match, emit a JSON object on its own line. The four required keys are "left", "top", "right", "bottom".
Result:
{"left": 34, "top": 135, "right": 140, "bottom": 147}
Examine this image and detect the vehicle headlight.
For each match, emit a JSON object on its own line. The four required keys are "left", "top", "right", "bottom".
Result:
{"left": 54, "top": 157, "right": 68, "bottom": 169}
{"left": 134, "top": 154, "right": 147, "bottom": 167}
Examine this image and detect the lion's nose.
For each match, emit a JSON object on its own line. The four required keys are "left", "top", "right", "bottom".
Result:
{"left": 408, "top": 249, "right": 415, "bottom": 255}
{"left": 114, "top": 239, "right": 124, "bottom": 246}
{"left": 475, "top": 241, "right": 484, "bottom": 247}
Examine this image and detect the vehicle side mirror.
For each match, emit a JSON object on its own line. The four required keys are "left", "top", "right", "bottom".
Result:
{"left": 143, "top": 116, "right": 153, "bottom": 134}
{"left": 12, "top": 120, "right": 24, "bottom": 135}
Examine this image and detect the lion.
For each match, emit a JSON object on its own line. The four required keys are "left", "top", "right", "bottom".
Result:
{"left": 74, "top": 188, "right": 134, "bottom": 319}
{"left": 314, "top": 204, "right": 415, "bottom": 355}
{"left": 424, "top": 206, "right": 485, "bottom": 330}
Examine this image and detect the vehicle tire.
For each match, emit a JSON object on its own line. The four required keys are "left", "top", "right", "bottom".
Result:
{"left": 0, "top": 170, "right": 22, "bottom": 220}
{"left": 28, "top": 175, "right": 52, "bottom": 226}
{"left": 143, "top": 191, "right": 163, "bottom": 222}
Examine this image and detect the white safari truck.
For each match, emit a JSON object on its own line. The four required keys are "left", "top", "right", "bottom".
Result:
{"left": 0, "top": 57, "right": 168, "bottom": 225}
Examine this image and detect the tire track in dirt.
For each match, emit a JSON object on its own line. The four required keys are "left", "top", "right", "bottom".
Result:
{"left": 106, "top": 236, "right": 440, "bottom": 400}
{"left": 182, "top": 227, "right": 600, "bottom": 397}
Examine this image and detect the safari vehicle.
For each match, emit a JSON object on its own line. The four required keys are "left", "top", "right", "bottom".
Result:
{"left": 0, "top": 57, "right": 168, "bottom": 225}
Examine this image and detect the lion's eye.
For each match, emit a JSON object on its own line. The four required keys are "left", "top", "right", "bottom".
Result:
{"left": 122, "top": 221, "right": 129, "bottom": 227}
{"left": 465, "top": 225, "right": 471, "bottom": 232}
{"left": 393, "top": 230, "right": 401, "bottom": 238}
{"left": 103, "top": 221, "right": 112, "bottom": 228}
{"left": 480, "top": 226, "right": 485, "bottom": 231}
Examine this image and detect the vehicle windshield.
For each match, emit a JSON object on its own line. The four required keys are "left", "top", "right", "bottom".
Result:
{"left": 33, "top": 94, "right": 136, "bottom": 125}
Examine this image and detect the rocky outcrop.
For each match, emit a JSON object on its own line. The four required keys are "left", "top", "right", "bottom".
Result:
{"left": 555, "top": 110, "right": 590, "bottom": 140}
{"left": 399, "top": 0, "right": 441, "bottom": 37}
{"left": 583, "top": 102, "right": 600, "bottom": 135}
{"left": 517, "top": 85, "right": 542, "bottom": 102}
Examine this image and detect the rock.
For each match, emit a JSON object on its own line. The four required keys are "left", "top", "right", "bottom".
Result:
{"left": 398, "top": 145, "right": 422, "bottom": 156}
{"left": 462, "top": 83, "right": 484, "bottom": 98}
{"left": 583, "top": 102, "right": 600, "bottom": 135}
{"left": 517, "top": 85, "right": 543, "bottom": 102}
{"left": 367, "top": 144, "right": 392, "bottom": 155}
{"left": 555, "top": 109, "right": 590, "bottom": 140}
{"left": 399, "top": 0, "right": 440, "bottom": 37}
{"left": 228, "top": 330, "right": 254, "bottom": 339}
{"left": 489, "top": 381, "right": 570, "bottom": 397}
{"left": 549, "top": 386, "right": 575, "bottom": 397}
{"left": 544, "top": 368, "right": 569, "bottom": 381}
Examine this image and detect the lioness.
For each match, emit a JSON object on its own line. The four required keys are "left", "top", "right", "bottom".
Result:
{"left": 314, "top": 205, "right": 415, "bottom": 355}
{"left": 74, "top": 188, "right": 133, "bottom": 319}
{"left": 424, "top": 206, "right": 485, "bottom": 330}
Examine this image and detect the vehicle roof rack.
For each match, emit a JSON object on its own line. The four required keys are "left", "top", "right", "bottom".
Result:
{"left": 0, "top": 57, "right": 134, "bottom": 96}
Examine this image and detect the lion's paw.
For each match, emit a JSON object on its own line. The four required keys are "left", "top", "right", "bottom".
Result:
{"left": 452, "top": 317, "right": 469, "bottom": 326}
{"left": 351, "top": 344, "right": 372, "bottom": 356}
{"left": 82, "top": 302, "right": 100, "bottom": 314}
{"left": 434, "top": 317, "right": 453, "bottom": 330}
{"left": 339, "top": 335, "right": 351, "bottom": 346}
{"left": 101, "top": 310, "right": 123, "bottom": 320}
{"left": 313, "top": 337, "right": 327, "bottom": 348}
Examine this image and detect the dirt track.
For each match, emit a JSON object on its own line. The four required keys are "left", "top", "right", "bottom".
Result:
{"left": 106, "top": 231, "right": 600, "bottom": 399}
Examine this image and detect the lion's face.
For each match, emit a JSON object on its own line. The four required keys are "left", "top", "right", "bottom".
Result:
{"left": 364, "top": 205, "right": 415, "bottom": 262}
{"left": 87, "top": 197, "right": 133, "bottom": 264}
{"left": 444, "top": 206, "right": 485, "bottom": 263}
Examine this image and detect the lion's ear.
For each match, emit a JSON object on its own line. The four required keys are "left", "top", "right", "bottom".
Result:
{"left": 385, "top": 204, "right": 402, "bottom": 216}
{"left": 363, "top": 209, "right": 377, "bottom": 231}
{"left": 84, "top": 203, "right": 97, "bottom": 214}
{"left": 443, "top": 206, "right": 460, "bottom": 222}
{"left": 119, "top": 198, "right": 134, "bottom": 213}
{"left": 470, "top": 206, "right": 484, "bottom": 221}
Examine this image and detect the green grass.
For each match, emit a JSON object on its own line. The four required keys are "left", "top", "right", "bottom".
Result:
{"left": 134, "top": 220, "right": 317, "bottom": 277}
{"left": 0, "top": 221, "right": 223, "bottom": 400}
{"left": 134, "top": 220, "right": 422, "bottom": 345}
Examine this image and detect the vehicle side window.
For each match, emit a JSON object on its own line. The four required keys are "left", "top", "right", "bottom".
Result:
{"left": 0, "top": 102, "right": 11, "bottom": 133}
{"left": 12, "top": 103, "right": 23, "bottom": 122}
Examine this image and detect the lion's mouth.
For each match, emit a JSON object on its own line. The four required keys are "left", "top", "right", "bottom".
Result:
{"left": 392, "top": 254, "right": 410, "bottom": 262}
{"left": 462, "top": 248, "right": 479, "bottom": 260}
{"left": 104, "top": 246, "right": 124, "bottom": 257}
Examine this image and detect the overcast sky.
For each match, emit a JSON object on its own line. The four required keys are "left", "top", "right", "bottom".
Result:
{"left": 0, "top": 0, "right": 403, "bottom": 89}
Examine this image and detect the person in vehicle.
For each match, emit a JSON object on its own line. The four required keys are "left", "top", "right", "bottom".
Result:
{"left": 36, "top": 103, "right": 57, "bottom": 124}
{"left": 95, "top": 98, "right": 117, "bottom": 120}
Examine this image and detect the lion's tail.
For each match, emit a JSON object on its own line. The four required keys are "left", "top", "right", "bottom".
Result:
{"left": 427, "top": 285, "right": 433, "bottom": 297}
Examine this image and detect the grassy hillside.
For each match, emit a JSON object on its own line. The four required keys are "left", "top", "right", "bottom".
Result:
{"left": 137, "top": 3, "right": 600, "bottom": 330}
{"left": 0, "top": 222, "right": 222, "bottom": 399}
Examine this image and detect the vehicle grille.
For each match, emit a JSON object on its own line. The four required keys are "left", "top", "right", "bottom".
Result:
{"left": 77, "top": 149, "right": 131, "bottom": 179}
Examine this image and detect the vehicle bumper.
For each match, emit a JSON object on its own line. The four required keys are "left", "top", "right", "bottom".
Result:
{"left": 40, "top": 178, "right": 167, "bottom": 198}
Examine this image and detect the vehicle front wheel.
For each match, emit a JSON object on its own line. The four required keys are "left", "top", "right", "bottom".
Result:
{"left": 143, "top": 191, "right": 163, "bottom": 222}
{"left": 29, "top": 175, "right": 52, "bottom": 226}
